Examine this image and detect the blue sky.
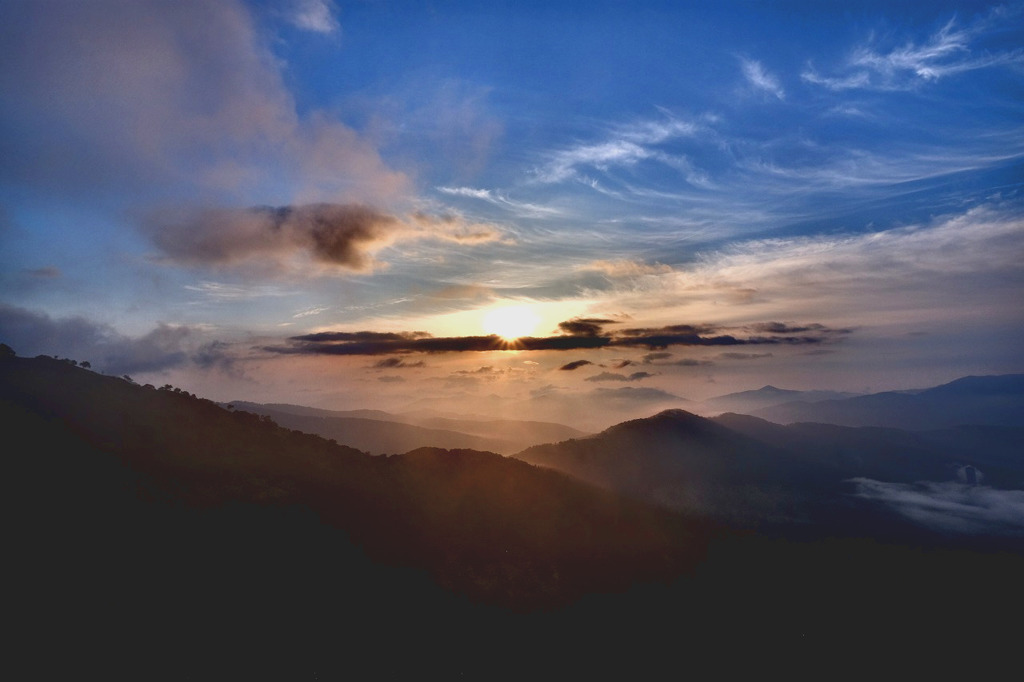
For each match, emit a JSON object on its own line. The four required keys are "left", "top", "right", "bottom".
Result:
{"left": 1, "top": 1, "right": 1021, "bottom": 428}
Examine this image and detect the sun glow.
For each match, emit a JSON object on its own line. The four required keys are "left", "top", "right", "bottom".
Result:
{"left": 482, "top": 305, "right": 540, "bottom": 341}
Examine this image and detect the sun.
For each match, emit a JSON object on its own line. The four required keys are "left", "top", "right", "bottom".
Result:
{"left": 482, "top": 305, "right": 540, "bottom": 341}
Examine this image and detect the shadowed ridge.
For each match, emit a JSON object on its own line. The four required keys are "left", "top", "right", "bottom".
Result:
{"left": 924, "top": 373, "right": 1024, "bottom": 395}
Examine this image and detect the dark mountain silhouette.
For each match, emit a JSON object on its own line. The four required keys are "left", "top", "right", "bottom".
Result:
{"left": 226, "top": 400, "right": 586, "bottom": 454}
{"left": 700, "top": 385, "right": 861, "bottom": 414}
{"left": 751, "top": 374, "right": 1024, "bottom": 429}
{"left": 4, "top": 352, "right": 1022, "bottom": 676}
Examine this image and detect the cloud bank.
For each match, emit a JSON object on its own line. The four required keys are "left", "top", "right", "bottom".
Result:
{"left": 0, "top": 303, "right": 229, "bottom": 376}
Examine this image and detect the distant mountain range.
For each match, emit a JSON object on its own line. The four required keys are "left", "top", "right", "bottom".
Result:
{"left": 743, "top": 374, "right": 1024, "bottom": 429}
{"left": 698, "top": 385, "right": 862, "bottom": 415}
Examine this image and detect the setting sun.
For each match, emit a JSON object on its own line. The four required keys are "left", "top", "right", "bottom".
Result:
{"left": 482, "top": 305, "right": 540, "bottom": 341}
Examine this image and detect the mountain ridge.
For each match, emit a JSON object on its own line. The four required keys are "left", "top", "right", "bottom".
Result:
{"left": 751, "top": 373, "right": 1024, "bottom": 429}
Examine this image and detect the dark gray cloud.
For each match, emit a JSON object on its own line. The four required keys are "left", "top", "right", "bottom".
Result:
{"left": 267, "top": 318, "right": 846, "bottom": 357}
{"left": 719, "top": 352, "right": 773, "bottom": 360}
{"left": 271, "top": 331, "right": 611, "bottom": 356}
{"left": 641, "top": 352, "right": 673, "bottom": 364}
{"left": 639, "top": 351, "right": 712, "bottom": 366}
{"left": 372, "top": 357, "right": 425, "bottom": 369}
{"left": 144, "top": 204, "right": 399, "bottom": 271}
{"left": 585, "top": 371, "right": 655, "bottom": 382}
{"left": 193, "top": 340, "right": 243, "bottom": 377}
{"left": 747, "top": 322, "right": 826, "bottom": 334}
{"left": 143, "top": 203, "right": 503, "bottom": 274}
{"left": 558, "top": 317, "right": 617, "bottom": 337}
{"left": 559, "top": 360, "right": 594, "bottom": 371}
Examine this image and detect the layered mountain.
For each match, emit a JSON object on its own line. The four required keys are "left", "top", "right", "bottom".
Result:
{"left": 750, "top": 374, "right": 1024, "bottom": 429}
{"left": 226, "top": 400, "right": 586, "bottom": 454}
{"left": 699, "top": 385, "right": 861, "bottom": 415}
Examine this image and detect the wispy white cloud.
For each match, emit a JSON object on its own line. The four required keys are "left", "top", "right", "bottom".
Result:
{"left": 578, "top": 259, "right": 674, "bottom": 277}
{"left": 586, "top": 202, "right": 1024, "bottom": 333}
{"left": 740, "top": 58, "right": 785, "bottom": 99}
{"left": 293, "top": 306, "right": 329, "bottom": 318}
{"left": 800, "top": 69, "right": 872, "bottom": 91}
{"left": 736, "top": 140, "right": 1024, "bottom": 193}
{"left": 701, "top": 203, "right": 1023, "bottom": 291}
{"left": 803, "top": 7, "right": 1024, "bottom": 91}
{"left": 286, "top": 0, "right": 340, "bottom": 34}
{"left": 436, "top": 186, "right": 563, "bottom": 217}
{"left": 184, "top": 281, "right": 298, "bottom": 301}
{"left": 533, "top": 114, "right": 701, "bottom": 183}
{"left": 538, "top": 140, "right": 651, "bottom": 183}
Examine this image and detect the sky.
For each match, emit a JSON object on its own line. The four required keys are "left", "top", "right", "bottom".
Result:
{"left": 1, "top": 0, "right": 1022, "bottom": 430}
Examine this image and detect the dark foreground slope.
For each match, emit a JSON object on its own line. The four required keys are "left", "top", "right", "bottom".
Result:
{"left": 4, "top": 355, "right": 1022, "bottom": 677}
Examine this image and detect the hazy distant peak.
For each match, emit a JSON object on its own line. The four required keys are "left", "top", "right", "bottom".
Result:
{"left": 926, "top": 374, "right": 1024, "bottom": 395}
